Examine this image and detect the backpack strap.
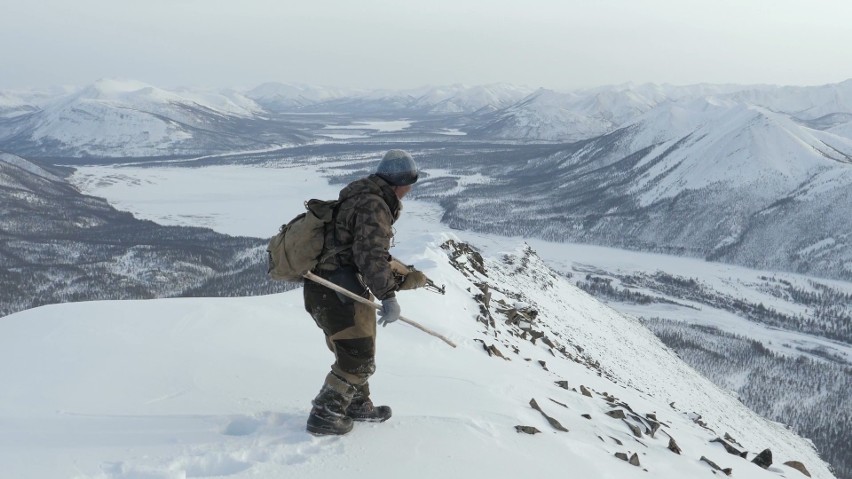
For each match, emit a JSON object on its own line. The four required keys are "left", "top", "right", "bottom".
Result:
{"left": 316, "top": 201, "right": 351, "bottom": 268}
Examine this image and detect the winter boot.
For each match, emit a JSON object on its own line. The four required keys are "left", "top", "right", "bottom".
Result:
{"left": 346, "top": 398, "right": 392, "bottom": 422}
{"left": 307, "top": 374, "right": 356, "bottom": 436}
{"left": 345, "top": 382, "right": 392, "bottom": 423}
{"left": 307, "top": 405, "right": 354, "bottom": 435}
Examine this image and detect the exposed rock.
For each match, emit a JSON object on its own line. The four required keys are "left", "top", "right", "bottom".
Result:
{"left": 549, "top": 398, "right": 568, "bottom": 408}
{"left": 622, "top": 419, "right": 642, "bottom": 438}
{"left": 710, "top": 437, "right": 748, "bottom": 458}
{"left": 667, "top": 437, "right": 682, "bottom": 455}
{"left": 515, "top": 425, "right": 540, "bottom": 435}
{"left": 700, "top": 456, "right": 732, "bottom": 476}
{"left": 723, "top": 432, "right": 743, "bottom": 448}
{"left": 482, "top": 342, "right": 507, "bottom": 359}
{"left": 783, "top": 461, "right": 811, "bottom": 477}
{"left": 614, "top": 452, "right": 641, "bottom": 467}
{"left": 442, "top": 240, "right": 486, "bottom": 275}
{"left": 555, "top": 380, "right": 570, "bottom": 390}
{"left": 609, "top": 436, "right": 624, "bottom": 446}
{"left": 615, "top": 401, "right": 638, "bottom": 415}
{"left": 502, "top": 308, "right": 519, "bottom": 324}
{"left": 646, "top": 413, "right": 658, "bottom": 421}
{"left": 752, "top": 449, "right": 772, "bottom": 469}
{"left": 582, "top": 414, "right": 592, "bottom": 420}
{"left": 529, "top": 398, "right": 569, "bottom": 432}
{"left": 474, "top": 282, "right": 491, "bottom": 310}
{"left": 627, "top": 412, "right": 655, "bottom": 437}
{"left": 629, "top": 453, "right": 641, "bottom": 467}
{"left": 580, "top": 385, "right": 593, "bottom": 397}
{"left": 645, "top": 418, "right": 661, "bottom": 437}
{"left": 606, "top": 409, "right": 626, "bottom": 419}
{"left": 538, "top": 360, "right": 548, "bottom": 370}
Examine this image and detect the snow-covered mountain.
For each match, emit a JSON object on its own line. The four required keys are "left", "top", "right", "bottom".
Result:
{"left": 720, "top": 79, "right": 852, "bottom": 121}
{"left": 474, "top": 86, "right": 668, "bottom": 141}
{"left": 437, "top": 93, "right": 852, "bottom": 280}
{"left": 0, "top": 87, "right": 70, "bottom": 118}
{"left": 0, "top": 152, "right": 282, "bottom": 317}
{"left": 0, "top": 91, "right": 39, "bottom": 118}
{"left": 0, "top": 79, "right": 298, "bottom": 158}
{"left": 245, "top": 82, "right": 357, "bottom": 110}
{"left": 264, "top": 83, "right": 537, "bottom": 115}
{"left": 0, "top": 235, "right": 834, "bottom": 478}
{"left": 475, "top": 81, "right": 852, "bottom": 142}
{"left": 406, "top": 82, "right": 537, "bottom": 114}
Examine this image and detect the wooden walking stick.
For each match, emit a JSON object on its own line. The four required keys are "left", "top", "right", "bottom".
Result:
{"left": 303, "top": 271, "right": 457, "bottom": 348}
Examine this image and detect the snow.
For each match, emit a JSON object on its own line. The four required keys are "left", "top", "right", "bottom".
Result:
{"left": 1, "top": 237, "right": 834, "bottom": 479}
{"left": 324, "top": 120, "right": 413, "bottom": 132}
{"left": 522, "top": 239, "right": 852, "bottom": 363}
{"left": 67, "top": 161, "right": 852, "bottom": 366}
{"left": 435, "top": 128, "right": 467, "bottom": 136}
{"left": 319, "top": 133, "right": 370, "bottom": 140}
{"left": 15, "top": 79, "right": 266, "bottom": 157}
{"left": 69, "top": 165, "right": 341, "bottom": 237}
{"left": 798, "top": 238, "right": 837, "bottom": 257}
{"left": 30, "top": 160, "right": 839, "bottom": 478}
{"left": 0, "top": 152, "right": 62, "bottom": 183}
{"left": 621, "top": 101, "right": 852, "bottom": 205}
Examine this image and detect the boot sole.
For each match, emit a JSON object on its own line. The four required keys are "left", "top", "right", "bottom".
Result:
{"left": 306, "top": 424, "right": 353, "bottom": 436}
{"left": 350, "top": 415, "right": 391, "bottom": 423}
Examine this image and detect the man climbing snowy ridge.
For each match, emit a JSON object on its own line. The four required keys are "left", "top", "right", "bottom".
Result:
{"left": 303, "top": 149, "right": 426, "bottom": 435}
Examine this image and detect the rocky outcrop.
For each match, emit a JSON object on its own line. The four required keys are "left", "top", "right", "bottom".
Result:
{"left": 752, "top": 448, "right": 773, "bottom": 469}
{"left": 700, "top": 456, "right": 733, "bottom": 476}
{"left": 615, "top": 452, "right": 641, "bottom": 466}
{"left": 710, "top": 437, "right": 748, "bottom": 458}
{"left": 529, "top": 398, "right": 568, "bottom": 432}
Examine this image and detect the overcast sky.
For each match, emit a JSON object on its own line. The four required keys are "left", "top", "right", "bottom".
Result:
{"left": 2, "top": 0, "right": 851, "bottom": 92}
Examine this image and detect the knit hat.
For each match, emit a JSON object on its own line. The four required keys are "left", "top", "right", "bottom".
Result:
{"left": 375, "top": 149, "right": 419, "bottom": 186}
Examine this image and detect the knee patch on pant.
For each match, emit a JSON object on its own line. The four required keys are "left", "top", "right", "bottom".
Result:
{"left": 332, "top": 337, "right": 376, "bottom": 381}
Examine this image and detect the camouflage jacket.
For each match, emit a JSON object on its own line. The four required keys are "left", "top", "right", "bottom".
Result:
{"left": 318, "top": 174, "right": 401, "bottom": 300}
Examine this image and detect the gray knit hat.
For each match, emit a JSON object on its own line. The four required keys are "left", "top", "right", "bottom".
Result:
{"left": 376, "top": 149, "right": 419, "bottom": 186}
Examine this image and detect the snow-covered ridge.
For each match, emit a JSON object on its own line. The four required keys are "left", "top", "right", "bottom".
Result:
{"left": 0, "top": 152, "right": 62, "bottom": 184}
{"left": 4, "top": 78, "right": 279, "bottom": 157}
{"left": 0, "top": 234, "right": 834, "bottom": 478}
{"left": 478, "top": 80, "right": 852, "bottom": 141}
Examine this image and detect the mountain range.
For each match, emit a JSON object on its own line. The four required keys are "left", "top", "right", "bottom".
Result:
{"left": 433, "top": 94, "right": 852, "bottom": 280}
{"left": 4, "top": 77, "right": 849, "bottom": 280}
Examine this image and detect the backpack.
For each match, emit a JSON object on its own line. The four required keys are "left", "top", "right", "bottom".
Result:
{"left": 266, "top": 199, "right": 349, "bottom": 281}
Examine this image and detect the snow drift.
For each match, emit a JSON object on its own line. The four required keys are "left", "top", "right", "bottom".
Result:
{"left": 0, "top": 233, "right": 834, "bottom": 479}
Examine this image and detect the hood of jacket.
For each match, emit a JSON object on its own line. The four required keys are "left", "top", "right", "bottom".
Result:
{"left": 338, "top": 174, "right": 402, "bottom": 221}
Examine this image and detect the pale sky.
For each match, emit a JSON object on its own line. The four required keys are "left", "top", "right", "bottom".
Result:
{"left": 2, "top": 0, "right": 851, "bottom": 91}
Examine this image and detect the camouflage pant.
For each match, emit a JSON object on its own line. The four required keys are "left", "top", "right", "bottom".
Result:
{"left": 304, "top": 271, "right": 376, "bottom": 403}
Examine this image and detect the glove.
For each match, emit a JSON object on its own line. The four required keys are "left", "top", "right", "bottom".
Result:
{"left": 378, "top": 297, "right": 401, "bottom": 327}
{"left": 399, "top": 270, "right": 428, "bottom": 291}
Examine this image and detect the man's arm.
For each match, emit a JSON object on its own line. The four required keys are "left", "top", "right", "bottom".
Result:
{"left": 351, "top": 196, "right": 397, "bottom": 300}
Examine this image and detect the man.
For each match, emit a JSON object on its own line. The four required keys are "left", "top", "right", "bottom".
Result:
{"left": 304, "top": 149, "right": 427, "bottom": 436}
